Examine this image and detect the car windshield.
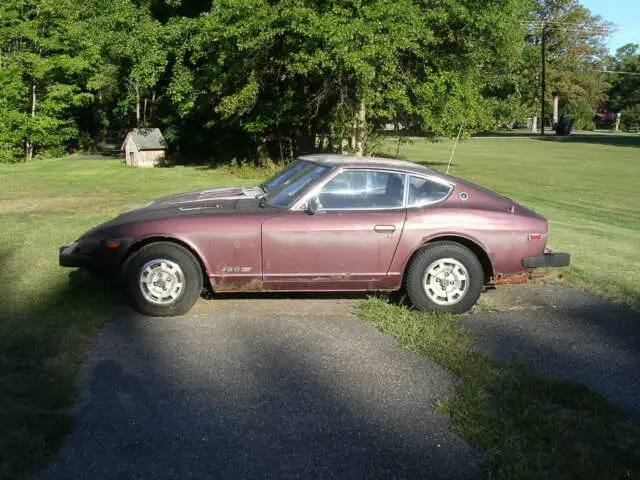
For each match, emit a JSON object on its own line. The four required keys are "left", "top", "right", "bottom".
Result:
{"left": 264, "top": 162, "right": 331, "bottom": 208}
{"left": 261, "top": 159, "right": 311, "bottom": 192}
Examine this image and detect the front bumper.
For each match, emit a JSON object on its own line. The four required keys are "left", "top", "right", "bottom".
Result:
{"left": 59, "top": 243, "right": 99, "bottom": 268}
{"left": 523, "top": 251, "right": 570, "bottom": 269}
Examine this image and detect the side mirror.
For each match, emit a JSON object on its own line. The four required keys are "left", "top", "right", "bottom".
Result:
{"left": 305, "top": 196, "right": 321, "bottom": 215}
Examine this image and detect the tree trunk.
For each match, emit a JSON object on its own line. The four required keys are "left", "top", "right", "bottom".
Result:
{"left": 256, "top": 140, "right": 272, "bottom": 168}
{"left": 354, "top": 99, "right": 366, "bottom": 157}
{"left": 143, "top": 97, "right": 148, "bottom": 124}
{"left": 135, "top": 83, "right": 140, "bottom": 127}
{"left": 149, "top": 91, "right": 156, "bottom": 123}
{"left": 25, "top": 141, "right": 33, "bottom": 162}
{"left": 25, "top": 83, "right": 36, "bottom": 162}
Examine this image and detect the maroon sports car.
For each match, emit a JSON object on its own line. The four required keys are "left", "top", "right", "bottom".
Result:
{"left": 60, "top": 154, "right": 569, "bottom": 316}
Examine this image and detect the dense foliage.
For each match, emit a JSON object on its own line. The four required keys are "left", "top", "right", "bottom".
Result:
{"left": 607, "top": 44, "right": 640, "bottom": 131}
{"left": 518, "top": 0, "right": 611, "bottom": 131}
{"left": 0, "top": 0, "right": 635, "bottom": 163}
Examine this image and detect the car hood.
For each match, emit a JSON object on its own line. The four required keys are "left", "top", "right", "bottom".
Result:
{"left": 145, "top": 185, "right": 264, "bottom": 207}
{"left": 87, "top": 186, "right": 268, "bottom": 235}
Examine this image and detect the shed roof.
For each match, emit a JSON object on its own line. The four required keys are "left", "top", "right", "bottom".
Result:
{"left": 122, "top": 128, "right": 166, "bottom": 151}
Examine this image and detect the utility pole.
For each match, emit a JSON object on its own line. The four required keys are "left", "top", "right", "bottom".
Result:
{"left": 541, "top": 21, "right": 547, "bottom": 136}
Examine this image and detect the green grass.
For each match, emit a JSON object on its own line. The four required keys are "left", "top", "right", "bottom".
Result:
{"left": 359, "top": 297, "right": 640, "bottom": 480}
{"left": 0, "top": 156, "right": 266, "bottom": 478}
{"left": 376, "top": 134, "right": 640, "bottom": 309}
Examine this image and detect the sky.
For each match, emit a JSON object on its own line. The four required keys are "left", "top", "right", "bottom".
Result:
{"left": 580, "top": 0, "right": 640, "bottom": 54}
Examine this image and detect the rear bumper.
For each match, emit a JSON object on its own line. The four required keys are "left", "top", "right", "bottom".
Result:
{"left": 523, "top": 251, "right": 570, "bottom": 269}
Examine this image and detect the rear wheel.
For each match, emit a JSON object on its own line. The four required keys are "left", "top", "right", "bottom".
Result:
{"left": 405, "top": 241, "right": 484, "bottom": 314}
{"left": 123, "top": 242, "right": 203, "bottom": 317}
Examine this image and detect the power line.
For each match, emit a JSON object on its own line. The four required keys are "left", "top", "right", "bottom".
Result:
{"left": 526, "top": 18, "right": 610, "bottom": 136}
{"left": 591, "top": 69, "right": 640, "bottom": 76}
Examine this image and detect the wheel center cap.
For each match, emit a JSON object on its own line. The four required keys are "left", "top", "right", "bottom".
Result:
{"left": 436, "top": 272, "right": 456, "bottom": 289}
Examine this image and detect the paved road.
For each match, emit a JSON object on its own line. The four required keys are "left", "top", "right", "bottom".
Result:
{"left": 462, "top": 285, "right": 640, "bottom": 424}
{"left": 40, "top": 295, "right": 479, "bottom": 480}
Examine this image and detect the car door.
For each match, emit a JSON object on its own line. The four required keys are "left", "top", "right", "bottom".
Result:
{"left": 261, "top": 169, "right": 407, "bottom": 290}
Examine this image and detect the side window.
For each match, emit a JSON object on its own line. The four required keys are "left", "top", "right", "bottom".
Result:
{"left": 316, "top": 170, "right": 405, "bottom": 209}
{"left": 408, "top": 176, "right": 452, "bottom": 207}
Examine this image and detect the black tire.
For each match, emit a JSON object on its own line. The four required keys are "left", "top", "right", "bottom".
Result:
{"left": 122, "top": 242, "right": 203, "bottom": 317}
{"left": 405, "top": 241, "right": 484, "bottom": 314}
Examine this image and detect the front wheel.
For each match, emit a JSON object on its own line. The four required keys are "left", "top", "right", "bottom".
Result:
{"left": 405, "top": 242, "right": 484, "bottom": 314}
{"left": 123, "top": 242, "right": 203, "bottom": 317}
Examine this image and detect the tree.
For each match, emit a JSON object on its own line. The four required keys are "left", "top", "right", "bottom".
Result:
{"left": 521, "top": 0, "right": 611, "bottom": 131}
{"left": 165, "top": 0, "right": 526, "bottom": 161}
{"left": 82, "top": 0, "right": 167, "bottom": 134}
{"left": 607, "top": 44, "right": 640, "bottom": 131}
{"left": 0, "top": 0, "right": 97, "bottom": 161}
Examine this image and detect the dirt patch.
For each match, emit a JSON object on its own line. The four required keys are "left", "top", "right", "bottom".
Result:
{"left": 473, "top": 286, "right": 547, "bottom": 313}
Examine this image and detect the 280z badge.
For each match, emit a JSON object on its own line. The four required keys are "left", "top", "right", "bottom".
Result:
{"left": 219, "top": 266, "right": 252, "bottom": 273}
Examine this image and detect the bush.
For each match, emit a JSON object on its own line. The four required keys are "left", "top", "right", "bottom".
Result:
{"left": 621, "top": 105, "right": 640, "bottom": 132}
{"left": 566, "top": 99, "right": 596, "bottom": 131}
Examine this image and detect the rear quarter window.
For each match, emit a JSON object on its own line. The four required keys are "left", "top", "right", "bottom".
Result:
{"left": 408, "top": 176, "right": 452, "bottom": 207}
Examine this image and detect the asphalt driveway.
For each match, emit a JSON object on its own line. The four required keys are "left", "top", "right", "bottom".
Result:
{"left": 40, "top": 295, "right": 479, "bottom": 480}
{"left": 39, "top": 284, "right": 640, "bottom": 479}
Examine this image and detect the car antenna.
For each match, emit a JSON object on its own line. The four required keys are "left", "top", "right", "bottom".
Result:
{"left": 446, "top": 124, "right": 463, "bottom": 174}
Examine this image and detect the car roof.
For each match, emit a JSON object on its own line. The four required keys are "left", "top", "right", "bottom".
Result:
{"left": 298, "top": 153, "right": 435, "bottom": 176}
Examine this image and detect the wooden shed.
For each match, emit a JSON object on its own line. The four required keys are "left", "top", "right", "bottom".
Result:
{"left": 121, "top": 128, "right": 167, "bottom": 167}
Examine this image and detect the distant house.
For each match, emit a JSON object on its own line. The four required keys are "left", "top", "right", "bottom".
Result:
{"left": 121, "top": 128, "right": 167, "bottom": 168}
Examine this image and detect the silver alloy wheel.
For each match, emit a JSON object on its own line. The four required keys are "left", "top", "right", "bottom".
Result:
{"left": 422, "top": 257, "right": 470, "bottom": 306}
{"left": 139, "top": 258, "right": 185, "bottom": 305}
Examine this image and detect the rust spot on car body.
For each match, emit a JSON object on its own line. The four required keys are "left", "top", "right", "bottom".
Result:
{"left": 491, "top": 270, "right": 549, "bottom": 285}
{"left": 214, "top": 279, "right": 264, "bottom": 292}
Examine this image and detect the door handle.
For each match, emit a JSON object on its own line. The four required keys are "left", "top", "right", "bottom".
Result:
{"left": 374, "top": 225, "right": 396, "bottom": 233}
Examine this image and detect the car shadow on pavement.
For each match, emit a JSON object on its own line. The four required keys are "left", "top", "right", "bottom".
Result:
{"left": 461, "top": 285, "right": 640, "bottom": 424}
{"left": 40, "top": 305, "right": 480, "bottom": 479}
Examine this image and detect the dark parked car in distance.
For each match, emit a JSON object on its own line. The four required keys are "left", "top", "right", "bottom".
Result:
{"left": 60, "top": 154, "right": 569, "bottom": 316}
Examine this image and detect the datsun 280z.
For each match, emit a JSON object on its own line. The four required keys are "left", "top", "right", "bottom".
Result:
{"left": 59, "top": 154, "right": 570, "bottom": 316}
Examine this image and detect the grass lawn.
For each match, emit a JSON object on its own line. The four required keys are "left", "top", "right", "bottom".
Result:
{"left": 377, "top": 134, "right": 640, "bottom": 309}
{"left": 0, "top": 136, "right": 639, "bottom": 478}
